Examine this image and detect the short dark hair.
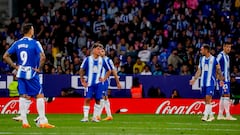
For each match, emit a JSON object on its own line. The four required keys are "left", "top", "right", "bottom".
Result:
{"left": 202, "top": 44, "right": 210, "bottom": 51}
{"left": 223, "top": 42, "right": 232, "bottom": 46}
{"left": 91, "top": 43, "right": 103, "bottom": 50}
{"left": 22, "top": 23, "right": 33, "bottom": 34}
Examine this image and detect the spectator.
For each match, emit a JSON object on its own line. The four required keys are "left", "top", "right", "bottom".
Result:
{"left": 105, "top": 39, "right": 117, "bottom": 55}
{"left": 186, "top": 0, "right": 199, "bottom": 10}
{"left": 131, "top": 77, "right": 143, "bottom": 98}
{"left": 231, "top": 66, "right": 240, "bottom": 76}
{"left": 230, "top": 75, "right": 240, "bottom": 104}
{"left": 171, "top": 89, "right": 181, "bottom": 98}
{"left": 113, "top": 56, "right": 121, "bottom": 72}
{"left": 148, "top": 87, "right": 165, "bottom": 98}
{"left": 120, "top": 8, "right": 133, "bottom": 24}
{"left": 164, "top": 64, "right": 178, "bottom": 75}
{"left": 167, "top": 49, "right": 183, "bottom": 71}
{"left": 180, "top": 64, "right": 191, "bottom": 75}
{"left": 140, "top": 16, "right": 152, "bottom": 30}
{"left": 107, "top": 1, "right": 119, "bottom": 20}
{"left": 117, "top": 38, "right": 129, "bottom": 56}
{"left": 118, "top": 65, "right": 126, "bottom": 75}
{"left": 138, "top": 44, "right": 151, "bottom": 63}
{"left": 133, "top": 57, "right": 145, "bottom": 74}
{"left": 123, "top": 55, "right": 134, "bottom": 74}
{"left": 141, "top": 65, "right": 152, "bottom": 75}
{"left": 0, "top": 0, "right": 239, "bottom": 77}
{"left": 153, "top": 64, "right": 163, "bottom": 75}
{"left": 158, "top": 49, "right": 169, "bottom": 72}
{"left": 8, "top": 71, "right": 19, "bottom": 97}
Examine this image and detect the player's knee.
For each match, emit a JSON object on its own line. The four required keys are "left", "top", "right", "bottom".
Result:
{"left": 19, "top": 94, "right": 31, "bottom": 99}
{"left": 36, "top": 94, "right": 44, "bottom": 98}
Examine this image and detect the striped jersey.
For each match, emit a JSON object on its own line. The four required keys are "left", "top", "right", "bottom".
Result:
{"left": 198, "top": 55, "right": 218, "bottom": 87}
{"left": 7, "top": 37, "right": 44, "bottom": 79}
{"left": 101, "top": 56, "right": 115, "bottom": 81}
{"left": 217, "top": 51, "right": 230, "bottom": 82}
{"left": 80, "top": 55, "right": 110, "bottom": 86}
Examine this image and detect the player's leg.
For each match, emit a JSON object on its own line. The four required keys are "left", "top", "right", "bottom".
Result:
{"left": 12, "top": 96, "right": 31, "bottom": 122}
{"left": 92, "top": 99, "right": 101, "bottom": 122}
{"left": 98, "top": 98, "right": 104, "bottom": 119}
{"left": 218, "top": 96, "right": 225, "bottom": 119}
{"left": 81, "top": 87, "right": 92, "bottom": 122}
{"left": 98, "top": 81, "right": 108, "bottom": 119}
{"left": 102, "top": 82, "right": 113, "bottom": 120}
{"left": 103, "top": 95, "right": 113, "bottom": 121}
{"left": 92, "top": 83, "right": 104, "bottom": 122}
{"left": 98, "top": 82, "right": 108, "bottom": 120}
{"left": 28, "top": 76, "right": 54, "bottom": 128}
{"left": 201, "top": 87, "right": 208, "bottom": 121}
{"left": 17, "top": 78, "right": 31, "bottom": 128}
{"left": 217, "top": 82, "right": 225, "bottom": 120}
{"left": 223, "top": 83, "right": 237, "bottom": 120}
{"left": 205, "top": 86, "right": 214, "bottom": 121}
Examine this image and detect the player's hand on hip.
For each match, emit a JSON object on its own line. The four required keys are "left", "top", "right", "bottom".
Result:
{"left": 33, "top": 68, "right": 41, "bottom": 73}
{"left": 82, "top": 82, "right": 88, "bottom": 88}
{"left": 219, "top": 81, "right": 224, "bottom": 87}
{"left": 189, "top": 79, "right": 195, "bottom": 85}
{"left": 99, "top": 77, "right": 105, "bottom": 82}
{"left": 117, "top": 83, "right": 122, "bottom": 89}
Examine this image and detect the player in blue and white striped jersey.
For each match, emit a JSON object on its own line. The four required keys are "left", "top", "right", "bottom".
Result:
{"left": 217, "top": 42, "right": 237, "bottom": 120}
{"left": 98, "top": 49, "right": 121, "bottom": 121}
{"left": 190, "top": 44, "right": 224, "bottom": 122}
{"left": 3, "top": 23, "right": 54, "bottom": 128}
{"left": 80, "top": 43, "right": 111, "bottom": 122}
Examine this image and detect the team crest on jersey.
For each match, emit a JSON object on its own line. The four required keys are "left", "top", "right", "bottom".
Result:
{"left": 93, "top": 66, "right": 98, "bottom": 73}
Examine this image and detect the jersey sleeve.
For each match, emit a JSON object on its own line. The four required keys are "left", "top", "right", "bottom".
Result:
{"left": 198, "top": 57, "right": 202, "bottom": 69}
{"left": 80, "top": 57, "right": 88, "bottom": 69}
{"left": 214, "top": 57, "right": 219, "bottom": 66}
{"left": 103, "top": 59, "right": 110, "bottom": 71}
{"left": 7, "top": 42, "right": 17, "bottom": 54}
{"left": 36, "top": 41, "right": 44, "bottom": 53}
{"left": 107, "top": 58, "right": 115, "bottom": 70}
{"left": 216, "top": 53, "right": 222, "bottom": 63}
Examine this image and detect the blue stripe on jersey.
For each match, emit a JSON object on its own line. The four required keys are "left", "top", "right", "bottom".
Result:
{"left": 81, "top": 56, "right": 110, "bottom": 86}
{"left": 217, "top": 51, "right": 230, "bottom": 82}
{"left": 199, "top": 55, "right": 218, "bottom": 87}
{"left": 101, "top": 56, "right": 115, "bottom": 84}
{"left": 7, "top": 37, "right": 43, "bottom": 79}
{"left": 101, "top": 57, "right": 114, "bottom": 77}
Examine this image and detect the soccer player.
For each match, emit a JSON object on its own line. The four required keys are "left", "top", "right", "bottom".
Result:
{"left": 189, "top": 44, "right": 224, "bottom": 122}
{"left": 80, "top": 43, "right": 111, "bottom": 122}
{"left": 3, "top": 23, "right": 55, "bottom": 128}
{"left": 98, "top": 49, "right": 121, "bottom": 121}
{"left": 217, "top": 42, "right": 237, "bottom": 120}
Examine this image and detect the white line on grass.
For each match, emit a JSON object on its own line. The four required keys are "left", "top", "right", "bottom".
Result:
{"left": 0, "top": 133, "right": 57, "bottom": 135}
{"left": 0, "top": 132, "right": 12, "bottom": 135}
{"left": 56, "top": 126, "right": 240, "bottom": 132}
{"left": 166, "top": 122, "right": 240, "bottom": 127}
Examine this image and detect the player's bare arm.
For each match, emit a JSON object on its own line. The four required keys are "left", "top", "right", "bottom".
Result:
{"left": 189, "top": 67, "right": 201, "bottom": 85}
{"left": 3, "top": 52, "right": 18, "bottom": 70}
{"left": 216, "top": 64, "right": 225, "bottom": 86}
{"left": 39, "top": 52, "right": 46, "bottom": 71}
{"left": 112, "top": 70, "right": 121, "bottom": 89}
{"left": 79, "top": 68, "right": 87, "bottom": 87}
{"left": 33, "top": 52, "right": 46, "bottom": 73}
{"left": 100, "top": 70, "right": 111, "bottom": 82}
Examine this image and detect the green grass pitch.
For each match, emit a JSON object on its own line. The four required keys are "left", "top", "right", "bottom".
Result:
{"left": 0, "top": 114, "right": 240, "bottom": 135}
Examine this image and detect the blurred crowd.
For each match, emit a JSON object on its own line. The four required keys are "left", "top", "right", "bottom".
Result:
{"left": 0, "top": 0, "right": 240, "bottom": 76}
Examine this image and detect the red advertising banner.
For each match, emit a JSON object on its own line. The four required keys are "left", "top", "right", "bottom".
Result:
{"left": 1, "top": 98, "right": 240, "bottom": 114}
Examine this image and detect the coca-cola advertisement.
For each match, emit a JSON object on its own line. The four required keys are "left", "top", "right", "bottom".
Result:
{"left": 1, "top": 98, "right": 240, "bottom": 114}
